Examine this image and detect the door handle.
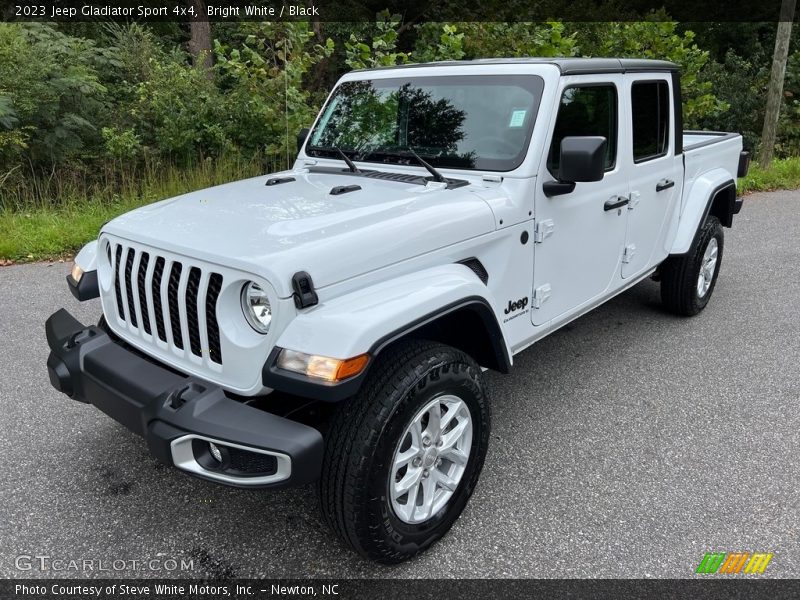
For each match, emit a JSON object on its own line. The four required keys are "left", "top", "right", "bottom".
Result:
{"left": 604, "top": 196, "right": 629, "bottom": 211}
{"left": 656, "top": 179, "right": 675, "bottom": 192}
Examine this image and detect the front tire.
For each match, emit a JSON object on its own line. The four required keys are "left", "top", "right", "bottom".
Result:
{"left": 319, "top": 340, "right": 491, "bottom": 564}
{"left": 660, "top": 216, "right": 724, "bottom": 316}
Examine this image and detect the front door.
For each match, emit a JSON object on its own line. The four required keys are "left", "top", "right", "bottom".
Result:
{"left": 621, "top": 74, "right": 681, "bottom": 278}
{"left": 532, "top": 76, "right": 629, "bottom": 326}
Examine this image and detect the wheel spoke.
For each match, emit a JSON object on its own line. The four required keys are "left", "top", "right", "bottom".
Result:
{"left": 425, "top": 401, "right": 441, "bottom": 439}
{"left": 393, "top": 446, "right": 417, "bottom": 470}
{"left": 393, "top": 467, "right": 422, "bottom": 499}
{"left": 440, "top": 446, "right": 469, "bottom": 466}
{"left": 417, "top": 473, "right": 437, "bottom": 520}
{"left": 403, "top": 481, "right": 421, "bottom": 521}
{"left": 410, "top": 418, "right": 423, "bottom": 448}
{"left": 440, "top": 417, "right": 469, "bottom": 451}
{"left": 439, "top": 398, "right": 463, "bottom": 433}
{"left": 435, "top": 469, "right": 459, "bottom": 492}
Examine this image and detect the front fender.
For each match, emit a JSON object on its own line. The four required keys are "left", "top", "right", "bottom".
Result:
{"left": 275, "top": 263, "right": 507, "bottom": 360}
{"left": 264, "top": 264, "right": 510, "bottom": 401}
{"left": 670, "top": 170, "right": 735, "bottom": 255}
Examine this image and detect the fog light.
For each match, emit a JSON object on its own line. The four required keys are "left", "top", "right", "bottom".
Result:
{"left": 70, "top": 264, "right": 84, "bottom": 283}
{"left": 208, "top": 442, "right": 223, "bottom": 463}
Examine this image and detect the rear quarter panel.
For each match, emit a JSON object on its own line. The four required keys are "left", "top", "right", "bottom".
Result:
{"left": 669, "top": 134, "right": 742, "bottom": 254}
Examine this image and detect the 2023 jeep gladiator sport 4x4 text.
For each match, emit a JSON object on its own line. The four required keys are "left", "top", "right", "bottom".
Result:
{"left": 46, "top": 58, "right": 748, "bottom": 563}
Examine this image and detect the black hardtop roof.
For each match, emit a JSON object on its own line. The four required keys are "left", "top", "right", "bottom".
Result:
{"left": 355, "top": 57, "right": 680, "bottom": 75}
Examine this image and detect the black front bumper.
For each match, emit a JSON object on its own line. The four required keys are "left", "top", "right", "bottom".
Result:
{"left": 45, "top": 309, "right": 323, "bottom": 489}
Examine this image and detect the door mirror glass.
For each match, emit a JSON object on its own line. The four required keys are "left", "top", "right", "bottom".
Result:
{"left": 297, "top": 127, "right": 310, "bottom": 151}
{"left": 558, "top": 136, "right": 607, "bottom": 183}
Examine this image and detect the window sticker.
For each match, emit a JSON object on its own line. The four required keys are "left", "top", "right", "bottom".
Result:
{"left": 509, "top": 109, "right": 527, "bottom": 128}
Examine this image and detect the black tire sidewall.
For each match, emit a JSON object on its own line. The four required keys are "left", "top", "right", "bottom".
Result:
{"left": 691, "top": 219, "right": 724, "bottom": 312}
{"left": 363, "top": 356, "right": 490, "bottom": 556}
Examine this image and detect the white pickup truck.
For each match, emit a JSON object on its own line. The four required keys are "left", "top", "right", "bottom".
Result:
{"left": 46, "top": 58, "right": 748, "bottom": 563}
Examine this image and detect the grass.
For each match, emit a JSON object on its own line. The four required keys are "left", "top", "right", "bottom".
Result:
{"left": 1, "top": 156, "right": 799, "bottom": 263}
{"left": 0, "top": 157, "right": 266, "bottom": 262}
{"left": 738, "top": 156, "right": 800, "bottom": 194}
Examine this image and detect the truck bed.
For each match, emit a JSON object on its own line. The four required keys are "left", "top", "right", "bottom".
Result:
{"left": 682, "top": 130, "right": 743, "bottom": 199}
{"left": 683, "top": 130, "right": 741, "bottom": 152}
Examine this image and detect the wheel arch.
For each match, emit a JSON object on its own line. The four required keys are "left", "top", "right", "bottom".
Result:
{"left": 370, "top": 297, "right": 511, "bottom": 375}
{"left": 669, "top": 173, "right": 735, "bottom": 256}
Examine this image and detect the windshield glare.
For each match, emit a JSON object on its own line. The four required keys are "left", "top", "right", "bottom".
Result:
{"left": 307, "top": 75, "right": 544, "bottom": 172}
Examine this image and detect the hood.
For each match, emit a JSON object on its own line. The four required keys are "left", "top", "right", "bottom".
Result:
{"left": 103, "top": 169, "right": 498, "bottom": 297}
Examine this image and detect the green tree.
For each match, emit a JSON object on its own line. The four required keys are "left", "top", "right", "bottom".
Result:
{"left": 0, "top": 23, "right": 115, "bottom": 168}
{"left": 571, "top": 16, "right": 727, "bottom": 126}
{"left": 344, "top": 10, "right": 409, "bottom": 70}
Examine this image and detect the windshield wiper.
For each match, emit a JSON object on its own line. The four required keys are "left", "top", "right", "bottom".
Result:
{"left": 407, "top": 148, "right": 446, "bottom": 183}
{"left": 334, "top": 147, "right": 361, "bottom": 173}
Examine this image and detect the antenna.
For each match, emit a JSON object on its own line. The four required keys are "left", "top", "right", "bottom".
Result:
{"left": 284, "top": 42, "right": 290, "bottom": 170}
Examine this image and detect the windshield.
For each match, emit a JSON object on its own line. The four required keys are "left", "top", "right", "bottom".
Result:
{"left": 306, "top": 74, "right": 544, "bottom": 172}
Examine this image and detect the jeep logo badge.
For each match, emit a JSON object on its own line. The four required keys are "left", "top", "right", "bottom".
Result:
{"left": 504, "top": 297, "right": 529, "bottom": 314}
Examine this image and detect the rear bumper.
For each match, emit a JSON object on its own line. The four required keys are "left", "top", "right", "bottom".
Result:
{"left": 45, "top": 309, "right": 323, "bottom": 489}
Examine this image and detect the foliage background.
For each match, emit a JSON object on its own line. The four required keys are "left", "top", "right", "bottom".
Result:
{"left": 0, "top": 15, "right": 796, "bottom": 247}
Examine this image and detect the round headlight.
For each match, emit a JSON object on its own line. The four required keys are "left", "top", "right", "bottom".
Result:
{"left": 241, "top": 281, "right": 272, "bottom": 334}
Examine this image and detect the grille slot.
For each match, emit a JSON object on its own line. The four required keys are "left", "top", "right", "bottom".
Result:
{"left": 152, "top": 257, "right": 167, "bottom": 342}
{"left": 206, "top": 273, "right": 223, "bottom": 364}
{"left": 167, "top": 262, "right": 184, "bottom": 350}
{"left": 113, "top": 245, "right": 125, "bottom": 321}
{"left": 136, "top": 252, "right": 151, "bottom": 334}
{"left": 185, "top": 267, "right": 202, "bottom": 357}
{"left": 110, "top": 245, "right": 224, "bottom": 365}
{"left": 124, "top": 248, "right": 138, "bottom": 327}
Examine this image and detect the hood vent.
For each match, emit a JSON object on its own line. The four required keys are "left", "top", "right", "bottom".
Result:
{"left": 330, "top": 184, "right": 361, "bottom": 196}
{"left": 265, "top": 176, "right": 295, "bottom": 186}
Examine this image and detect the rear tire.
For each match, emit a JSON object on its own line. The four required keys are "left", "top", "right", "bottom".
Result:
{"left": 318, "top": 340, "right": 491, "bottom": 564}
{"left": 660, "top": 216, "right": 724, "bottom": 316}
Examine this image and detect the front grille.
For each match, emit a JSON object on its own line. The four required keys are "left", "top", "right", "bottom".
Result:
{"left": 111, "top": 243, "right": 224, "bottom": 364}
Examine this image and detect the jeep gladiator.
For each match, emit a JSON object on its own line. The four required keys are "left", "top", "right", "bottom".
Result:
{"left": 45, "top": 58, "right": 748, "bottom": 563}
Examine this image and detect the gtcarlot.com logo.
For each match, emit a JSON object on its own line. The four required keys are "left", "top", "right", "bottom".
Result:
{"left": 696, "top": 552, "right": 773, "bottom": 575}
{"left": 15, "top": 554, "right": 194, "bottom": 572}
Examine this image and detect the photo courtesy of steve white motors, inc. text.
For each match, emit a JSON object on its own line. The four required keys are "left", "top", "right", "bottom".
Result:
{"left": 14, "top": 2, "right": 320, "bottom": 19}
{"left": 14, "top": 583, "right": 340, "bottom": 597}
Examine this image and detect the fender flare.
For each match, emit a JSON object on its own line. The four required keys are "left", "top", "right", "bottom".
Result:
{"left": 669, "top": 172, "right": 735, "bottom": 256}
{"left": 262, "top": 264, "right": 511, "bottom": 401}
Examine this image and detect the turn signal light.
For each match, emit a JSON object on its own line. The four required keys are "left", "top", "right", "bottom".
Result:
{"left": 70, "top": 264, "right": 84, "bottom": 283}
{"left": 277, "top": 349, "right": 369, "bottom": 382}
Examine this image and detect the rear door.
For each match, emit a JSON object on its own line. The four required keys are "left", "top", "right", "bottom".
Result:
{"left": 532, "top": 76, "right": 629, "bottom": 326}
{"left": 620, "top": 74, "right": 682, "bottom": 278}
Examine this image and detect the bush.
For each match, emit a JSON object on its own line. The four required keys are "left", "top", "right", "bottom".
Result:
{"left": 0, "top": 23, "right": 113, "bottom": 168}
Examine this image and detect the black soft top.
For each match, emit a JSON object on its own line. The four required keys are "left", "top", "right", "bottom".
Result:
{"left": 355, "top": 57, "right": 679, "bottom": 75}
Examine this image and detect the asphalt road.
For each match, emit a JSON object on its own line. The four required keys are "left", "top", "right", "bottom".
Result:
{"left": 1, "top": 190, "right": 799, "bottom": 579}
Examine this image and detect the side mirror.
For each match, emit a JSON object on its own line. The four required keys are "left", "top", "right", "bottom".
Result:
{"left": 297, "top": 127, "right": 310, "bottom": 151}
{"left": 543, "top": 136, "right": 607, "bottom": 197}
{"left": 559, "top": 136, "right": 607, "bottom": 182}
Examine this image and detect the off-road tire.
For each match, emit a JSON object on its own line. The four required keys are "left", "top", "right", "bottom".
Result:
{"left": 660, "top": 215, "right": 724, "bottom": 316}
{"left": 318, "top": 340, "right": 491, "bottom": 564}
